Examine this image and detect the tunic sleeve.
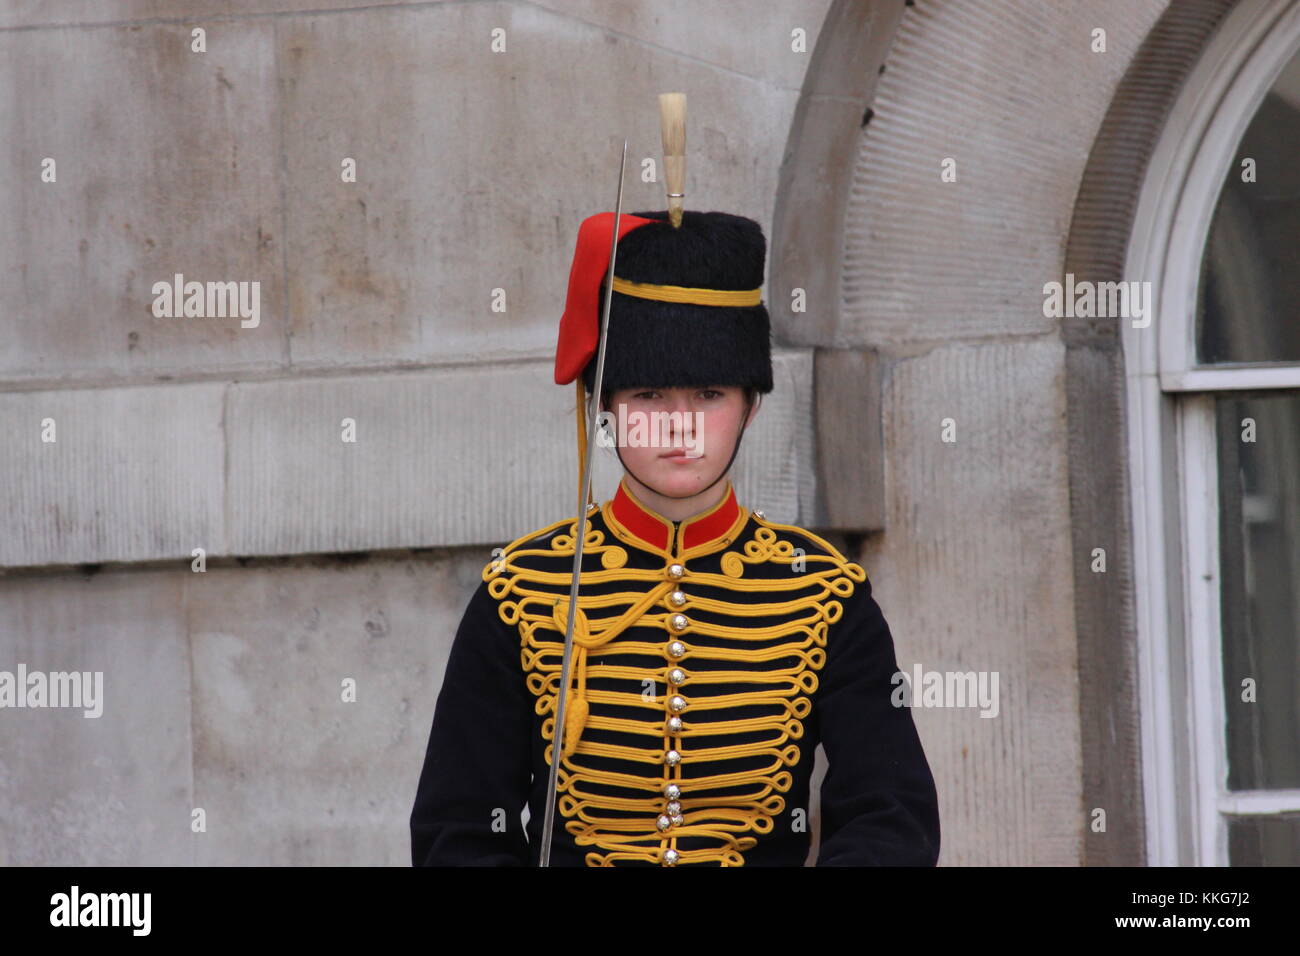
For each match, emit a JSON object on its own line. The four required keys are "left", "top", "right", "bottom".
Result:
{"left": 814, "top": 574, "right": 941, "bottom": 866}
{"left": 410, "top": 578, "right": 533, "bottom": 866}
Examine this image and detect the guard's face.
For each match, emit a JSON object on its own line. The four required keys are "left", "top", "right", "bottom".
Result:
{"left": 601, "top": 386, "right": 756, "bottom": 498}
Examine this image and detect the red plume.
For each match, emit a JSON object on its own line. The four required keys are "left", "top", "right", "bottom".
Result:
{"left": 554, "top": 212, "right": 656, "bottom": 385}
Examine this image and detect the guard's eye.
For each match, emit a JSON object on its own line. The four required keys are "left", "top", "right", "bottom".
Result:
{"left": 631, "top": 389, "right": 725, "bottom": 400}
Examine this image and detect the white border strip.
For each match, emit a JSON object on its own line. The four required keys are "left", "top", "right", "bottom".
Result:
{"left": 1178, "top": 396, "right": 1229, "bottom": 865}
{"left": 1163, "top": 366, "right": 1300, "bottom": 391}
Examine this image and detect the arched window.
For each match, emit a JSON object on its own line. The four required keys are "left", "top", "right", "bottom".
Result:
{"left": 1127, "top": 0, "right": 1300, "bottom": 865}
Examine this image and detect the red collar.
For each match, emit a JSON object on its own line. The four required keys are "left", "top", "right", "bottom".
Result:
{"left": 605, "top": 478, "right": 746, "bottom": 554}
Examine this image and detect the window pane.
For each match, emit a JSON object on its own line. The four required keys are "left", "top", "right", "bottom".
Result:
{"left": 1215, "top": 392, "right": 1300, "bottom": 790}
{"left": 1227, "top": 814, "right": 1300, "bottom": 865}
{"left": 1197, "top": 51, "right": 1300, "bottom": 364}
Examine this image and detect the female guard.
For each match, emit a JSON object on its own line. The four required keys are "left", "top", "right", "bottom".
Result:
{"left": 410, "top": 210, "right": 940, "bottom": 866}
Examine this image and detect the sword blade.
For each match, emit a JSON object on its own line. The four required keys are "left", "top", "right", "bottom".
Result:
{"left": 539, "top": 139, "right": 629, "bottom": 867}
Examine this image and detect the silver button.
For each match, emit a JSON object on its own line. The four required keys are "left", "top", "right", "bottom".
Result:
{"left": 670, "top": 613, "right": 688, "bottom": 631}
{"left": 667, "top": 563, "right": 685, "bottom": 580}
{"left": 668, "top": 695, "right": 686, "bottom": 713}
{"left": 669, "top": 589, "right": 686, "bottom": 607}
{"left": 666, "top": 800, "right": 681, "bottom": 815}
{"left": 664, "top": 783, "right": 681, "bottom": 799}
{"left": 667, "top": 668, "right": 685, "bottom": 685}
{"left": 657, "top": 814, "right": 672, "bottom": 831}
{"left": 753, "top": 510, "right": 765, "bottom": 518}
{"left": 663, "top": 849, "right": 680, "bottom": 866}
{"left": 671, "top": 814, "right": 684, "bottom": 826}
{"left": 667, "top": 640, "right": 686, "bottom": 659}
{"left": 666, "top": 715, "right": 683, "bottom": 733}
{"left": 665, "top": 749, "right": 681, "bottom": 766}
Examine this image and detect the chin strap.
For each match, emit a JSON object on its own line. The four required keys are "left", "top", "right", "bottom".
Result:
{"left": 574, "top": 379, "right": 596, "bottom": 513}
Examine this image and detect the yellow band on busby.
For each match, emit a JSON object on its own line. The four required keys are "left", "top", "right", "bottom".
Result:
{"left": 611, "top": 275, "right": 762, "bottom": 307}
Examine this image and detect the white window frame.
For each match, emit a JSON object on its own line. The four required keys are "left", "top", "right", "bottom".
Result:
{"left": 1124, "top": 0, "right": 1300, "bottom": 866}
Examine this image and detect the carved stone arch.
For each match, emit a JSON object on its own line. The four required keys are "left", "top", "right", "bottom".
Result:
{"left": 773, "top": 0, "right": 1242, "bottom": 864}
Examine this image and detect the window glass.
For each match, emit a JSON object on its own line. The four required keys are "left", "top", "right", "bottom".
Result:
{"left": 1227, "top": 814, "right": 1300, "bottom": 865}
{"left": 1215, "top": 392, "right": 1300, "bottom": 791}
{"left": 1197, "top": 53, "right": 1300, "bottom": 364}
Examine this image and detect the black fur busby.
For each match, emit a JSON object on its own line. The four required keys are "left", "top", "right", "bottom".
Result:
{"left": 580, "top": 210, "right": 774, "bottom": 397}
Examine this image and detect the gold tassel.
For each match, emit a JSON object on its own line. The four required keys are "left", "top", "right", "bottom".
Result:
{"left": 563, "top": 685, "right": 589, "bottom": 759}
{"left": 553, "top": 601, "right": 592, "bottom": 757}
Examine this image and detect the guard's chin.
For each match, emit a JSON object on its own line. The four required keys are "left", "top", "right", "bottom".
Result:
{"left": 653, "top": 462, "right": 720, "bottom": 496}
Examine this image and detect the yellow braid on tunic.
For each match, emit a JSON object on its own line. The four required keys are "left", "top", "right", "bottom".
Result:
{"left": 484, "top": 502, "right": 867, "bottom": 867}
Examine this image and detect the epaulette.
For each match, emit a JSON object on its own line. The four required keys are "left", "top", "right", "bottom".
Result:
{"left": 746, "top": 511, "right": 868, "bottom": 582}
{"left": 479, "top": 514, "right": 580, "bottom": 582}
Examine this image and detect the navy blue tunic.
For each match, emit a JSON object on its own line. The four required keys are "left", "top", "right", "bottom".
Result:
{"left": 411, "top": 479, "right": 940, "bottom": 866}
